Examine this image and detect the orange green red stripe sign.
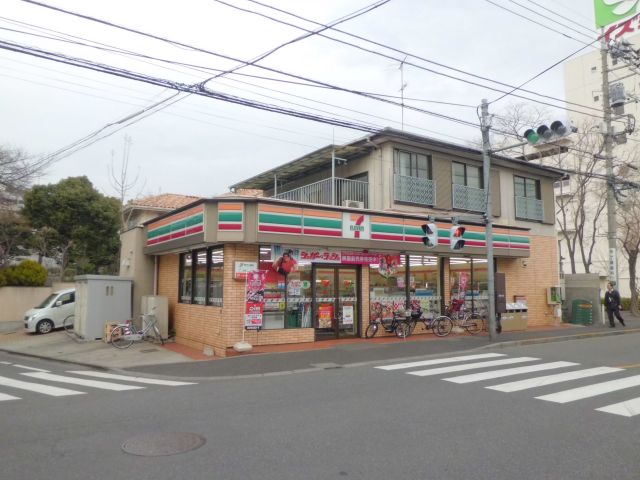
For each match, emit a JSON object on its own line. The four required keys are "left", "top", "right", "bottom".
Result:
{"left": 218, "top": 203, "right": 243, "bottom": 231}
{"left": 147, "top": 205, "right": 204, "bottom": 246}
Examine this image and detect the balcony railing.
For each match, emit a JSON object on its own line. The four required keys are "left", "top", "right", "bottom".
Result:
{"left": 273, "top": 177, "right": 369, "bottom": 208}
{"left": 393, "top": 174, "right": 436, "bottom": 206}
{"left": 452, "top": 184, "right": 485, "bottom": 212}
{"left": 515, "top": 196, "right": 544, "bottom": 221}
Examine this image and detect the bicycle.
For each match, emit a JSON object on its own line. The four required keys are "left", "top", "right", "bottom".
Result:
{"left": 365, "top": 303, "right": 411, "bottom": 339}
{"left": 109, "top": 312, "right": 165, "bottom": 349}
{"left": 446, "top": 298, "right": 485, "bottom": 335}
{"left": 405, "top": 307, "right": 453, "bottom": 337}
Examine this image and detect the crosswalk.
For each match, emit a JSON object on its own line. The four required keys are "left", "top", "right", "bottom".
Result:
{"left": 374, "top": 353, "right": 640, "bottom": 419}
{"left": 0, "top": 363, "right": 196, "bottom": 402}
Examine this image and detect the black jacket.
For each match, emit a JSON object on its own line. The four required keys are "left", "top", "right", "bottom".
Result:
{"left": 605, "top": 290, "right": 621, "bottom": 311}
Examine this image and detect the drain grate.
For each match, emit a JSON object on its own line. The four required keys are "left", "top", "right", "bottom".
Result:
{"left": 122, "top": 432, "right": 206, "bottom": 456}
{"left": 140, "top": 348, "right": 159, "bottom": 353}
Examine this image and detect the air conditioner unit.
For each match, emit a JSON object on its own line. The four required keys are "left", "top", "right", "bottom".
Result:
{"left": 342, "top": 200, "right": 364, "bottom": 208}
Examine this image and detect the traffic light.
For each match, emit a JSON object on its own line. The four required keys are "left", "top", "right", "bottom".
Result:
{"left": 523, "top": 121, "right": 570, "bottom": 145}
{"left": 450, "top": 226, "right": 465, "bottom": 251}
{"left": 421, "top": 223, "right": 437, "bottom": 248}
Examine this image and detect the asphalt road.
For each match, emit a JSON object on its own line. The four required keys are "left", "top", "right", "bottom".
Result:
{"left": 2, "top": 334, "right": 640, "bottom": 480}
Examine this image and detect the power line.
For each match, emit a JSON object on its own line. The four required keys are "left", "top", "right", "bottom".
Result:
{"left": 524, "top": 0, "right": 598, "bottom": 36}
{"left": 232, "top": 0, "right": 608, "bottom": 118}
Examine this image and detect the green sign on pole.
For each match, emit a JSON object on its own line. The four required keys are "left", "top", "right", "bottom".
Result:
{"left": 595, "top": 0, "right": 639, "bottom": 28}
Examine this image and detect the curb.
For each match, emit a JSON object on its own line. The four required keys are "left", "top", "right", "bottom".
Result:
{"left": 0, "top": 346, "right": 110, "bottom": 370}
{"left": 482, "top": 326, "right": 640, "bottom": 349}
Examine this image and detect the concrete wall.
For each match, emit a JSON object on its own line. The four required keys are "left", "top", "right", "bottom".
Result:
{"left": 120, "top": 226, "right": 155, "bottom": 322}
{"left": 0, "top": 282, "right": 75, "bottom": 324}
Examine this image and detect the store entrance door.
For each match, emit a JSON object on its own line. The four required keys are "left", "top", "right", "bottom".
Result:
{"left": 313, "top": 265, "right": 359, "bottom": 340}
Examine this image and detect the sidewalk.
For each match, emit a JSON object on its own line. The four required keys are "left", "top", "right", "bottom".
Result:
{"left": 1, "top": 314, "right": 639, "bottom": 377}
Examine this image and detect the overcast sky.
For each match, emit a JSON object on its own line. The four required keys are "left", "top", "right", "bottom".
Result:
{"left": 1, "top": 0, "right": 600, "bottom": 200}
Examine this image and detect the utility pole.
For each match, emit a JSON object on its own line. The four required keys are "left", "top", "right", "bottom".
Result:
{"left": 600, "top": 35, "right": 619, "bottom": 287}
{"left": 480, "top": 99, "right": 498, "bottom": 341}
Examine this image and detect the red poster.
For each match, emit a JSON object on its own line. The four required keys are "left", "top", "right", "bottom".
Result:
{"left": 458, "top": 272, "right": 470, "bottom": 300}
{"left": 245, "top": 270, "right": 266, "bottom": 329}
{"left": 318, "top": 304, "right": 334, "bottom": 329}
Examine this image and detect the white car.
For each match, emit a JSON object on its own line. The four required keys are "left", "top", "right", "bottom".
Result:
{"left": 24, "top": 288, "right": 75, "bottom": 334}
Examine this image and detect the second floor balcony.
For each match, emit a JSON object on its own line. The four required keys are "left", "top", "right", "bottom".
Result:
{"left": 393, "top": 174, "right": 436, "bottom": 206}
{"left": 515, "top": 196, "right": 544, "bottom": 222}
{"left": 452, "top": 184, "right": 485, "bottom": 212}
{"left": 273, "top": 177, "right": 369, "bottom": 208}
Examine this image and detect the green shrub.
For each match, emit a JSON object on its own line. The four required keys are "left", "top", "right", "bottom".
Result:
{"left": 3, "top": 260, "right": 48, "bottom": 286}
{"left": 0, "top": 270, "right": 6, "bottom": 287}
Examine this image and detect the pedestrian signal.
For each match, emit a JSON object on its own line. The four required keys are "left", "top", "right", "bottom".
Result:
{"left": 421, "top": 223, "right": 437, "bottom": 248}
{"left": 450, "top": 226, "right": 465, "bottom": 250}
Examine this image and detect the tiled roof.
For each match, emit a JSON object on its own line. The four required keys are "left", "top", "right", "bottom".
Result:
{"left": 126, "top": 193, "right": 201, "bottom": 210}
{"left": 217, "top": 189, "right": 264, "bottom": 198}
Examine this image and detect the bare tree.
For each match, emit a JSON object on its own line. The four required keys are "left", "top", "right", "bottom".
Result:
{"left": 618, "top": 190, "right": 640, "bottom": 314}
{"left": 490, "top": 103, "right": 551, "bottom": 158}
{"left": 108, "top": 135, "right": 145, "bottom": 228}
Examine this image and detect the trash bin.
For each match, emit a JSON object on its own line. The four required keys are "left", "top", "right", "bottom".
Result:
{"left": 285, "top": 309, "right": 300, "bottom": 328}
{"left": 571, "top": 299, "right": 593, "bottom": 325}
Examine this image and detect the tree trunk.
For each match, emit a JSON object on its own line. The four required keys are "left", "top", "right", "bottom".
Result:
{"left": 629, "top": 252, "right": 639, "bottom": 316}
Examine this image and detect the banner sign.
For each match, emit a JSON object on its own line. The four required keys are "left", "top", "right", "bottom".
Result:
{"left": 244, "top": 270, "right": 266, "bottom": 329}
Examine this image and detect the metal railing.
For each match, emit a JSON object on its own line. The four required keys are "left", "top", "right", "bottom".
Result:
{"left": 515, "top": 196, "right": 544, "bottom": 221}
{"left": 452, "top": 184, "right": 485, "bottom": 212}
{"left": 393, "top": 174, "right": 436, "bottom": 205}
{"left": 273, "top": 177, "right": 369, "bottom": 208}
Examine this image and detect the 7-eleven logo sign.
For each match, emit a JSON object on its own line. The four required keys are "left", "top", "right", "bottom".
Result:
{"left": 343, "top": 213, "right": 370, "bottom": 239}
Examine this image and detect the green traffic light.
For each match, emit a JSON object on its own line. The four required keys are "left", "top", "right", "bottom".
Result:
{"left": 523, "top": 128, "right": 539, "bottom": 144}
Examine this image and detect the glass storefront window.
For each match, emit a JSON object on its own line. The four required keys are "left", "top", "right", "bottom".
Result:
{"left": 259, "top": 246, "right": 311, "bottom": 330}
{"left": 450, "top": 257, "right": 488, "bottom": 312}
{"left": 369, "top": 254, "right": 406, "bottom": 321}
{"left": 408, "top": 255, "right": 440, "bottom": 316}
{"left": 194, "top": 250, "right": 207, "bottom": 305}
{"left": 208, "top": 248, "right": 223, "bottom": 306}
{"left": 179, "top": 252, "right": 193, "bottom": 303}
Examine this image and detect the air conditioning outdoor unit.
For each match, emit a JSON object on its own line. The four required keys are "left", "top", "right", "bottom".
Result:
{"left": 342, "top": 200, "right": 364, "bottom": 208}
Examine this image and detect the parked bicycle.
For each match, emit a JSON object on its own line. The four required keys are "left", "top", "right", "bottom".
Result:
{"left": 110, "top": 311, "right": 164, "bottom": 349}
{"left": 365, "top": 304, "right": 411, "bottom": 339}
{"left": 405, "top": 307, "right": 453, "bottom": 337}
{"left": 446, "top": 298, "right": 485, "bottom": 335}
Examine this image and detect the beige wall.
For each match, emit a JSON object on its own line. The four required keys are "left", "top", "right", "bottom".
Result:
{"left": 0, "top": 283, "right": 75, "bottom": 324}
{"left": 120, "top": 227, "right": 155, "bottom": 322}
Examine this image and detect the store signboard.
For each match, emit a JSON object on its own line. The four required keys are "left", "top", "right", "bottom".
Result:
{"left": 272, "top": 245, "right": 341, "bottom": 263}
{"left": 341, "top": 251, "right": 401, "bottom": 265}
{"left": 235, "top": 261, "right": 258, "bottom": 280}
{"left": 244, "top": 270, "right": 266, "bottom": 329}
{"left": 342, "top": 212, "right": 371, "bottom": 239}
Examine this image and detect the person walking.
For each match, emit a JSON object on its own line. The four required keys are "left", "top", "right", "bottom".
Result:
{"left": 604, "top": 282, "right": 626, "bottom": 328}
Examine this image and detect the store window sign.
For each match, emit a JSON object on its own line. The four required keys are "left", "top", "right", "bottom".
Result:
{"left": 342, "top": 305, "right": 354, "bottom": 325}
{"left": 272, "top": 245, "right": 340, "bottom": 263}
{"left": 244, "top": 270, "right": 266, "bottom": 329}
{"left": 342, "top": 213, "right": 370, "bottom": 239}
{"left": 235, "top": 261, "right": 258, "bottom": 280}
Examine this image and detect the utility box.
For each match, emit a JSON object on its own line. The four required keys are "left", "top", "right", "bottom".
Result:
{"left": 74, "top": 275, "right": 133, "bottom": 340}
{"left": 141, "top": 295, "right": 168, "bottom": 339}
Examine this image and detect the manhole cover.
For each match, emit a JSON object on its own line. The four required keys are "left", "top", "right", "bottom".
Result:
{"left": 122, "top": 432, "right": 206, "bottom": 456}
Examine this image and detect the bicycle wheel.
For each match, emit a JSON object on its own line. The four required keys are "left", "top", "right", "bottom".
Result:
{"left": 433, "top": 316, "right": 453, "bottom": 337}
{"left": 110, "top": 325, "right": 134, "bottom": 349}
{"left": 365, "top": 322, "right": 379, "bottom": 339}
{"left": 464, "top": 316, "right": 484, "bottom": 335}
{"left": 395, "top": 321, "right": 410, "bottom": 339}
{"left": 63, "top": 314, "right": 75, "bottom": 337}
{"left": 153, "top": 324, "right": 165, "bottom": 345}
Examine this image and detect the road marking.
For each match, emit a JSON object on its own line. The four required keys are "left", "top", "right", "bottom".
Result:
{"left": 596, "top": 397, "right": 640, "bottom": 417}
{"left": 0, "top": 392, "right": 20, "bottom": 401}
{"left": 407, "top": 357, "right": 539, "bottom": 377}
{"left": 0, "top": 361, "right": 11, "bottom": 365}
{"left": 13, "top": 364, "right": 49, "bottom": 372}
{"left": 536, "top": 374, "right": 640, "bottom": 404}
{"left": 443, "top": 361, "right": 579, "bottom": 384}
{"left": 22, "top": 372, "right": 145, "bottom": 391}
{"left": 375, "top": 353, "right": 506, "bottom": 371}
{"left": 67, "top": 371, "right": 196, "bottom": 386}
{"left": 0, "top": 375, "right": 84, "bottom": 396}
{"left": 487, "top": 367, "right": 622, "bottom": 392}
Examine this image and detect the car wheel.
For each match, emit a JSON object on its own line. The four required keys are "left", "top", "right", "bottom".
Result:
{"left": 36, "top": 319, "right": 54, "bottom": 334}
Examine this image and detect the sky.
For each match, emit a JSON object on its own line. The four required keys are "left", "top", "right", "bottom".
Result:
{"left": 0, "top": 0, "right": 601, "bottom": 200}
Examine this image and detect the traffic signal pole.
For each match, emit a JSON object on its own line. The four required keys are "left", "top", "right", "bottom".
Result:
{"left": 480, "top": 99, "right": 498, "bottom": 341}
{"left": 600, "top": 36, "right": 619, "bottom": 287}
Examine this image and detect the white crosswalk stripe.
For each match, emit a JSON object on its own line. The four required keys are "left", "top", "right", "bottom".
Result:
{"left": 374, "top": 354, "right": 640, "bottom": 419}
{"left": 596, "top": 397, "right": 640, "bottom": 417}
{"left": 407, "top": 357, "right": 539, "bottom": 377}
{"left": 486, "top": 367, "right": 622, "bottom": 392}
{"left": 22, "top": 372, "right": 146, "bottom": 391}
{"left": 0, "top": 374, "right": 85, "bottom": 397}
{"left": 375, "top": 353, "right": 505, "bottom": 371}
{"left": 444, "top": 361, "right": 579, "bottom": 384}
{"left": 536, "top": 374, "right": 640, "bottom": 404}
{"left": 67, "top": 371, "right": 196, "bottom": 386}
{"left": 0, "top": 392, "right": 21, "bottom": 401}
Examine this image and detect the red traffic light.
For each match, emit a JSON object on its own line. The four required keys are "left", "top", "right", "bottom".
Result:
{"left": 452, "top": 226, "right": 465, "bottom": 238}
{"left": 450, "top": 226, "right": 465, "bottom": 250}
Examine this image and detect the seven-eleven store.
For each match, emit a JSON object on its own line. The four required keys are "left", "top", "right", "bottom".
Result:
{"left": 145, "top": 197, "right": 540, "bottom": 357}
